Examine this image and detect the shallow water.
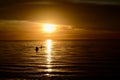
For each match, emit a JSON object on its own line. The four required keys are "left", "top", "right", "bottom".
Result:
{"left": 0, "top": 39, "right": 120, "bottom": 80}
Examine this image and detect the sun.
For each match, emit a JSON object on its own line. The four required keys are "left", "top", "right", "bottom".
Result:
{"left": 42, "top": 23, "right": 56, "bottom": 33}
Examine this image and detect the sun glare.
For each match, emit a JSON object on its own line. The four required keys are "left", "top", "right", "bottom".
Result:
{"left": 42, "top": 23, "right": 56, "bottom": 33}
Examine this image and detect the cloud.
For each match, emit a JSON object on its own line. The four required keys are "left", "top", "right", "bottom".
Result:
{"left": 0, "top": 19, "right": 120, "bottom": 40}
{"left": 0, "top": 20, "right": 72, "bottom": 31}
{"left": 69, "top": 0, "right": 120, "bottom": 5}
{"left": 24, "top": 1, "right": 56, "bottom": 5}
{"left": 0, "top": 19, "right": 74, "bottom": 40}
{"left": 0, "top": 20, "right": 37, "bottom": 25}
{"left": 0, "top": 20, "right": 39, "bottom": 31}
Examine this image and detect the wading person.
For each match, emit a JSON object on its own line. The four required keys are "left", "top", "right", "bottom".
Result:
{"left": 35, "top": 47, "right": 39, "bottom": 53}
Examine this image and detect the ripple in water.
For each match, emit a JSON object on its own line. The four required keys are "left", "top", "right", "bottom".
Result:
{"left": 0, "top": 39, "right": 120, "bottom": 79}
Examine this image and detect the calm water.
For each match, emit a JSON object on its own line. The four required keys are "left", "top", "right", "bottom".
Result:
{"left": 0, "top": 39, "right": 120, "bottom": 80}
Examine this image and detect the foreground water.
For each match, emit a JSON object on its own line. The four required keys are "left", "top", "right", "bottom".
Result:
{"left": 0, "top": 39, "right": 120, "bottom": 80}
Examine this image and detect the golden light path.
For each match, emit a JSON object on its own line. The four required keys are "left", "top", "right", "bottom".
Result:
{"left": 45, "top": 39, "right": 53, "bottom": 76}
{"left": 42, "top": 23, "right": 56, "bottom": 33}
{"left": 46, "top": 39, "right": 52, "bottom": 64}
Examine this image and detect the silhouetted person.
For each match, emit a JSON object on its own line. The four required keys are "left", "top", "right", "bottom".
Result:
{"left": 40, "top": 45, "right": 43, "bottom": 48}
{"left": 35, "top": 47, "right": 39, "bottom": 52}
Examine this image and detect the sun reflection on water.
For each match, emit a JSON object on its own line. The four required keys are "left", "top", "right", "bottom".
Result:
{"left": 46, "top": 39, "right": 52, "bottom": 64}
{"left": 45, "top": 39, "right": 53, "bottom": 76}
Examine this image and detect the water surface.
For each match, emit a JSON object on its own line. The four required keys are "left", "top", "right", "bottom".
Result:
{"left": 0, "top": 39, "right": 120, "bottom": 79}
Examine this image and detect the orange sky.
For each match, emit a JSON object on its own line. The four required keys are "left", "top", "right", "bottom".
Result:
{"left": 0, "top": 20, "right": 120, "bottom": 40}
{"left": 0, "top": 1, "right": 120, "bottom": 40}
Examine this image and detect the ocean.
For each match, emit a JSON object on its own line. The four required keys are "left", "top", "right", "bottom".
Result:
{"left": 0, "top": 39, "right": 120, "bottom": 80}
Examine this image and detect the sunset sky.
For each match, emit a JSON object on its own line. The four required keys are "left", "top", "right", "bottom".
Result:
{"left": 0, "top": 0, "right": 120, "bottom": 40}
